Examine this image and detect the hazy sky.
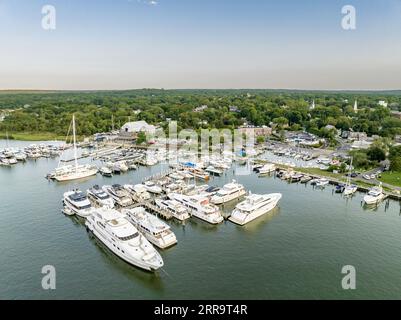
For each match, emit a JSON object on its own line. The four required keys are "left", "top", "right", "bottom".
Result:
{"left": 1, "top": 0, "right": 401, "bottom": 90}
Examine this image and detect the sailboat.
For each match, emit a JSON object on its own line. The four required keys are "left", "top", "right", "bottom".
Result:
{"left": 52, "top": 115, "right": 98, "bottom": 182}
{"left": 343, "top": 157, "right": 358, "bottom": 196}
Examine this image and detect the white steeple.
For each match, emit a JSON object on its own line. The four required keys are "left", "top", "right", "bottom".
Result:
{"left": 354, "top": 100, "right": 358, "bottom": 113}
{"left": 310, "top": 100, "right": 315, "bottom": 110}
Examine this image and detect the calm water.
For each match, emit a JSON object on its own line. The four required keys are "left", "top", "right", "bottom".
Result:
{"left": 1, "top": 140, "right": 401, "bottom": 300}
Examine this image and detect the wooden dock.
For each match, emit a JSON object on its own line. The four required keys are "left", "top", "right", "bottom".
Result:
{"left": 126, "top": 201, "right": 173, "bottom": 220}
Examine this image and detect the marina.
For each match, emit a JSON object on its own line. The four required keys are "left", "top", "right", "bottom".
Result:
{"left": 1, "top": 139, "right": 401, "bottom": 299}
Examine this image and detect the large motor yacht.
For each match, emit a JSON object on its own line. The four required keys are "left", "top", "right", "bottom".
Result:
{"left": 210, "top": 180, "right": 246, "bottom": 205}
{"left": 168, "top": 193, "right": 223, "bottom": 224}
{"left": 85, "top": 207, "right": 164, "bottom": 271}
{"left": 155, "top": 198, "right": 191, "bottom": 221}
{"left": 63, "top": 189, "right": 93, "bottom": 218}
{"left": 87, "top": 185, "right": 115, "bottom": 208}
{"left": 123, "top": 207, "right": 177, "bottom": 249}
{"left": 229, "top": 193, "right": 282, "bottom": 225}
{"left": 102, "top": 184, "right": 133, "bottom": 207}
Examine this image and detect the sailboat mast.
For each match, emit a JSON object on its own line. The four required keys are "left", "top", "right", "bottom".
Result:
{"left": 72, "top": 114, "right": 78, "bottom": 169}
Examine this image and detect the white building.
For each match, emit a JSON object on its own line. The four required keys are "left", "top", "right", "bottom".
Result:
{"left": 378, "top": 100, "right": 388, "bottom": 107}
{"left": 120, "top": 121, "right": 156, "bottom": 135}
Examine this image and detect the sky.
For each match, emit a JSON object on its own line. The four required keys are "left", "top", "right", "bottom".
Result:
{"left": 0, "top": 0, "right": 401, "bottom": 90}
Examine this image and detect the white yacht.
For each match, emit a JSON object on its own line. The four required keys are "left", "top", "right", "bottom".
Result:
{"left": 315, "top": 178, "right": 329, "bottom": 187}
{"left": 99, "top": 166, "right": 113, "bottom": 177}
{"left": 123, "top": 207, "right": 177, "bottom": 249}
{"left": 102, "top": 184, "right": 133, "bottom": 207}
{"left": 155, "top": 198, "right": 191, "bottom": 221}
{"left": 87, "top": 185, "right": 115, "bottom": 208}
{"left": 211, "top": 180, "right": 246, "bottom": 205}
{"left": 168, "top": 193, "right": 223, "bottom": 224}
{"left": 52, "top": 115, "right": 98, "bottom": 182}
{"left": 363, "top": 184, "right": 385, "bottom": 205}
{"left": 229, "top": 193, "right": 282, "bottom": 225}
{"left": 123, "top": 184, "right": 151, "bottom": 201}
{"left": 85, "top": 207, "right": 164, "bottom": 271}
{"left": 258, "top": 163, "right": 276, "bottom": 175}
{"left": 142, "top": 181, "right": 163, "bottom": 194}
{"left": 63, "top": 190, "right": 93, "bottom": 218}
{"left": 344, "top": 184, "right": 358, "bottom": 196}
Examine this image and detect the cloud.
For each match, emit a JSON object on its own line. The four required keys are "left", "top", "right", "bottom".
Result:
{"left": 135, "top": 0, "right": 158, "bottom": 5}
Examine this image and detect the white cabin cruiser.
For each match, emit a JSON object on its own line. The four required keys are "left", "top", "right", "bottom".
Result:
{"left": 344, "top": 185, "right": 358, "bottom": 196}
{"left": 87, "top": 185, "right": 115, "bottom": 208}
{"left": 63, "top": 190, "right": 93, "bottom": 218}
{"left": 168, "top": 193, "right": 223, "bottom": 224}
{"left": 315, "top": 178, "right": 329, "bottom": 187}
{"left": 123, "top": 184, "right": 151, "bottom": 201}
{"left": 229, "top": 193, "right": 282, "bottom": 225}
{"left": 363, "top": 184, "right": 385, "bottom": 205}
{"left": 143, "top": 181, "right": 163, "bottom": 194}
{"left": 123, "top": 207, "right": 177, "bottom": 249}
{"left": 211, "top": 180, "right": 246, "bottom": 205}
{"left": 85, "top": 207, "right": 164, "bottom": 271}
{"left": 102, "top": 184, "right": 133, "bottom": 207}
{"left": 155, "top": 198, "right": 191, "bottom": 221}
{"left": 99, "top": 166, "right": 113, "bottom": 177}
{"left": 258, "top": 163, "right": 276, "bottom": 175}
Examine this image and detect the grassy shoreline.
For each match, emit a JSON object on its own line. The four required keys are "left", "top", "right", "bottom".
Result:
{"left": 0, "top": 132, "right": 83, "bottom": 141}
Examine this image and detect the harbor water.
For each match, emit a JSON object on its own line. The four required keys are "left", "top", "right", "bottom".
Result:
{"left": 1, "top": 140, "right": 401, "bottom": 299}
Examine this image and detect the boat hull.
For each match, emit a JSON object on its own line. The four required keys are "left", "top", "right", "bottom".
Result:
{"left": 86, "top": 222, "right": 163, "bottom": 271}
{"left": 55, "top": 168, "right": 98, "bottom": 182}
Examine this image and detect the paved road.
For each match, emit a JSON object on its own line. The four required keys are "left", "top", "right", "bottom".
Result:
{"left": 355, "top": 167, "right": 401, "bottom": 192}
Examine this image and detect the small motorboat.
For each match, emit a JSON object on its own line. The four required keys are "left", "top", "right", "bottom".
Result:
{"left": 100, "top": 166, "right": 113, "bottom": 177}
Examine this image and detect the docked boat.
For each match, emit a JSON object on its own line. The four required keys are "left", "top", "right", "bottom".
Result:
{"left": 155, "top": 198, "right": 191, "bottom": 221}
{"left": 189, "top": 168, "right": 210, "bottom": 180}
{"left": 205, "top": 166, "right": 223, "bottom": 176}
{"left": 99, "top": 166, "right": 113, "bottom": 177}
{"left": 123, "top": 207, "right": 177, "bottom": 249}
{"left": 229, "top": 193, "right": 282, "bottom": 225}
{"left": 344, "top": 184, "right": 358, "bottom": 196}
{"left": 63, "top": 189, "right": 93, "bottom": 218}
{"left": 123, "top": 184, "right": 151, "bottom": 201}
{"left": 8, "top": 157, "right": 18, "bottom": 165}
{"left": 335, "top": 183, "right": 345, "bottom": 193}
{"left": 363, "top": 184, "right": 385, "bottom": 205}
{"left": 343, "top": 159, "right": 358, "bottom": 196}
{"left": 168, "top": 193, "right": 223, "bottom": 224}
{"left": 290, "top": 173, "right": 303, "bottom": 183}
{"left": 169, "top": 172, "right": 184, "bottom": 180}
{"left": 85, "top": 207, "right": 164, "bottom": 271}
{"left": 211, "top": 180, "right": 246, "bottom": 205}
{"left": 102, "top": 184, "right": 133, "bottom": 207}
{"left": 315, "top": 178, "right": 329, "bottom": 187}
{"left": 258, "top": 163, "right": 276, "bottom": 175}
{"left": 143, "top": 181, "right": 163, "bottom": 194}
{"left": 87, "top": 185, "right": 115, "bottom": 208}
{"left": 300, "top": 175, "right": 312, "bottom": 183}
{"left": 15, "top": 153, "right": 27, "bottom": 161}
{"left": 52, "top": 115, "right": 98, "bottom": 182}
